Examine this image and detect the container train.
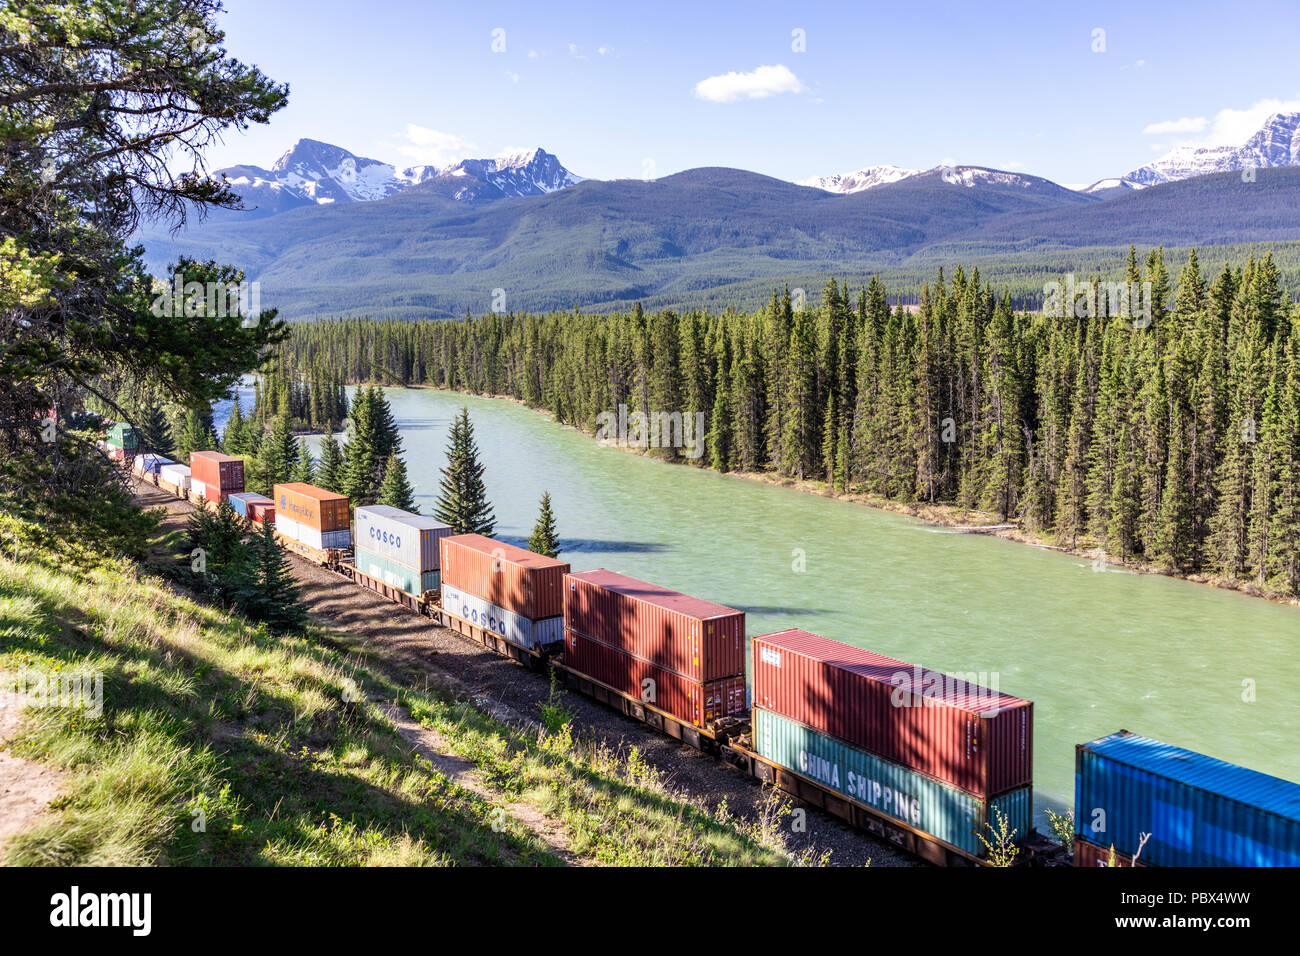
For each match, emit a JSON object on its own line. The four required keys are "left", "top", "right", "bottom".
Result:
{"left": 125, "top": 446, "right": 1300, "bottom": 869}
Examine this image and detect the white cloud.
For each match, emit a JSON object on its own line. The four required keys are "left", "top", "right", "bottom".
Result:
{"left": 693, "top": 64, "right": 804, "bottom": 103}
{"left": 1002, "top": 160, "right": 1027, "bottom": 170}
{"left": 567, "top": 42, "right": 584, "bottom": 59}
{"left": 1143, "top": 96, "right": 1300, "bottom": 147}
{"left": 386, "top": 125, "right": 475, "bottom": 168}
{"left": 1142, "top": 116, "right": 1208, "bottom": 135}
{"left": 527, "top": 49, "right": 538, "bottom": 59}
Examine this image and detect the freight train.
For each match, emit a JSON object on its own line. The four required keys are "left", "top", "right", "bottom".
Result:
{"left": 124, "top": 446, "right": 1300, "bottom": 869}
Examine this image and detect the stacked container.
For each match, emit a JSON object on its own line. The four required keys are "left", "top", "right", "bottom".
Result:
{"left": 562, "top": 569, "right": 747, "bottom": 727}
{"left": 439, "top": 534, "right": 568, "bottom": 650}
{"left": 158, "top": 463, "right": 191, "bottom": 493}
{"left": 273, "top": 483, "right": 351, "bottom": 550}
{"left": 750, "top": 628, "right": 1034, "bottom": 858}
{"left": 132, "top": 453, "right": 174, "bottom": 477}
{"left": 1075, "top": 730, "right": 1300, "bottom": 867}
{"left": 228, "top": 492, "right": 275, "bottom": 525}
{"left": 104, "top": 423, "right": 140, "bottom": 460}
{"left": 190, "top": 451, "right": 245, "bottom": 503}
{"left": 353, "top": 506, "right": 451, "bottom": 595}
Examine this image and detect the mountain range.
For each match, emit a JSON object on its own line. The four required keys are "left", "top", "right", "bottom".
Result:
{"left": 141, "top": 112, "right": 1300, "bottom": 319}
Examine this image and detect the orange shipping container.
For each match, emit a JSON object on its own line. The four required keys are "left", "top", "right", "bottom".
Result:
{"left": 273, "top": 482, "right": 350, "bottom": 532}
{"left": 190, "top": 450, "right": 245, "bottom": 492}
{"left": 439, "top": 534, "right": 568, "bottom": 620}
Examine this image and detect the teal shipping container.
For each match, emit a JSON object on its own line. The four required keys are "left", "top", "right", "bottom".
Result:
{"left": 754, "top": 707, "right": 1031, "bottom": 858}
{"left": 1076, "top": 730, "right": 1300, "bottom": 867}
{"left": 353, "top": 545, "right": 440, "bottom": 595}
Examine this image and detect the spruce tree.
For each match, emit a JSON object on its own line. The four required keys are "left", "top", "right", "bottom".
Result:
{"left": 252, "top": 519, "right": 305, "bottom": 633}
{"left": 291, "top": 438, "right": 316, "bottom": 484}
{"left": 377, "top": 455, "right": 418, "bottom": 512}
{"left": 434, "top": 407, "right": 496, "bottom": 535}
{"left": 318, "top": 425, "right": 343, "bottom": 492}
{"left": 527, "top": 490, "right": 560, "bottom": 558}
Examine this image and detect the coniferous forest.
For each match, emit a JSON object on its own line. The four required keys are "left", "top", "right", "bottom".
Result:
{"left": 282, "top": 248, "right": 1300, "bottom": 598}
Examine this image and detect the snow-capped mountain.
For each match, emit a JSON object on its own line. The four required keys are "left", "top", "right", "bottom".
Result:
{"left": 798, "top": 164, "right": 918, "bottom": 193}
{"left": 212, "top": 140, "right": 582, "bottom": 217}
{"left": 410, "top": 147, "right": 584, "bottom": 202}
{"left": 1085, "top": 111, "right": 1300, "bottom": 193}
{"left": 799, "top": 163, "right": 1049, "bottom": 194}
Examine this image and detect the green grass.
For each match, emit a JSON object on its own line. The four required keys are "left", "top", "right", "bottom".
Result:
{"left": 0, "top": 512, "right": 819, "bottom": 866}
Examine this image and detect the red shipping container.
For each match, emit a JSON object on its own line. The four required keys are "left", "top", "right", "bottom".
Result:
{"left": 248, "top": 502, "right": 275, "bottom": 525}
{"left": 751, "top": 629, "right": 1033, "bottom": 798}
{"left": 274, "top": 483, "right": 349, "bottom": 532}
{"left": 564, "top": 569, "right": 745, "bottom": 682}
{"left": 439, "top": 534, "right": 568, "bottom": 620}
{"left": 1073, "top": 836, "right": 1143, "bottom": 868}
{"left": 564, "top": 628, "right": 747, "bottom": 727}
{"left": 190, "top": 451, "right": 245, "bottom": 492}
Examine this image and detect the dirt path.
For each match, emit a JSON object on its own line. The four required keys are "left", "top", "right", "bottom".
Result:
{"left": 136, "top": 480, "right": 913, "bottom": 867}
{"left": 377, "top": 701, "right": 578, "bottom": 864}
{"left": 0, "top": 683, "right": 65, "bottom": 861}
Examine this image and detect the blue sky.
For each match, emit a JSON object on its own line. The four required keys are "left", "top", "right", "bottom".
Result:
{"left": 203, "top": 0, "right": 1300, "bottom": 187}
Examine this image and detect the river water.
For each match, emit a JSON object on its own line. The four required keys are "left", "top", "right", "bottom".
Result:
{"left": 224, "top": 383, "right": 1300, "bottom": 828}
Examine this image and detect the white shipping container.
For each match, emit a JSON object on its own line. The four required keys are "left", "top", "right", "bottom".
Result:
{"left": 191, "top": 479, "right": 207, "bottom": 499}
{"left": 158, "top": 464, "right": 191, "bottom": 490}
{"left": 440, "top": 583, "right": 564, "bottom": 650}
{"left": 133, "top": 453, "right": 174, "bottom": 476}
{"left": 354, "top": 506, "right": 451, "bottom": 571}
{"left": 274, "top": 514, "right": 350, "bottom": 551}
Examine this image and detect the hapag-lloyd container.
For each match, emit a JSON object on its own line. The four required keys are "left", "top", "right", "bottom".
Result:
{"left": 564, "top": 628, "right": 747, "bottom": 727}
{"left": 354, "top": 546, "right": 440, "bottom": 596}
{"left": 564, "top": 569, "right": 745, "bottom": 682}
{"left": 753, "top": 707, "right": 1031, "bottom": 858}
{"left": 441, "top": 583, "right": 562, "bottom": 649}
{"left": 158, "top": 464, "right": 191, "bottom": 491}
{"left": 751, "top": 628, "right": 1033, "bottom": 798}
{"left": 354, "top": 506, "right": 451, "bottom": 572}
{"left": 439, "top": 534, "right": 568, "bottom": 621}
{"left": 190, "top": 451, "right": 245, "bottom": 493}
{"left": 274, "top": 514, "right": 351, "bottom": 551}
{"left": 1076, "top": 730, "right": 1300, "bottom": 867}
{"left": 274, "top": 483, "right": 349, "bottom": 532}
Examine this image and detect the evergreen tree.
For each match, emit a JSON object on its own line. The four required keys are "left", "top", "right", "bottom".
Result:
{"left": 527, "top": 490, "right": 561, "bottom": 558}
{"left": 377, "top": 455, "right": 417, "bottom": 512}
{"left": 291, "top": 438, "right": 316, "bottom": 484}
{"left": 251, "top": 518, "right": 305, "bottom": 633}
{"left": 434, "top": 407, "right": 497, "bottom": 535}
{"left": 318, "top": 425, "right": 343, "bottom": 492}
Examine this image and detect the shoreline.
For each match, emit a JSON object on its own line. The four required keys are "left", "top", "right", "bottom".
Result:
{"left": 372, "top": 380, "right": 1300, "bottom": 611}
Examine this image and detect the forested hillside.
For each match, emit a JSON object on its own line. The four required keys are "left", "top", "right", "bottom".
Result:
{"left": 283, "top": 249, "right": 1300, "bottom": 598}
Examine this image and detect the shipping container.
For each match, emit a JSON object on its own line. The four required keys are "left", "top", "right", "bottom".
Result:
{"left": 1075, "top": 730, "right": 1300, "bottom": 867}
{"left": 564, "top": 569, "right": 746, "bottom": 682}
{"left": 564, "top": 628, "right": 747, "bottom": 726}
{"left": 751, "top": 629, "right": 1033, "bottom": 798}
{"left": 132, "top": 453, "right": 174, "bottom": 476}
{"left": 355, "top": 506, "right": 451, "bottom": 571}
{"left": 248, "top": 500, "right": 275, "bottom": 524}
{"left": 228, "top": 492, "right": 273, "bottom": 521}
{"left": 439, "top": 534, "right": 568, "bottom": 620}
{"left": 190, "top": 451, "right": 245, "bottom": 492}
{"left": 274, "top": 482, "right": 349, "bottom": 532}
{"left": 441, "top": 583, "right": 561, "bottom": 649}
{"left": 1072, "top": 836, "right": 1142, "bottom": 868}
{"left": 754, "top": 707, "right": 1031, "bottom": 858}
{"left": 274, "top": 514, "right": 351, "bottom": 551}
{"left": 353, "top": 545, "right": 440, "bottom": 596}
{"left": 158, "top": 464, "right": 191, "bottom": 490}
{"left": 106, "top": 423, "right": 140, "bottom": 449}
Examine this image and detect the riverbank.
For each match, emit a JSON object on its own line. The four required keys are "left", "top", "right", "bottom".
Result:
{"left": 385, "top": 381, "right": 1300, "bottom": 610}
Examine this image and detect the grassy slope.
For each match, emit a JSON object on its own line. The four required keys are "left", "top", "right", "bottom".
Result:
{"left": 0, "top": 516, "right": 803, "bottom": 867}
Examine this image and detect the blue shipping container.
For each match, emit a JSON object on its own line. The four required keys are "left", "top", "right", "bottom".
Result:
{"left": 753, "top": 708, "right": 1031, "bottom": 858}
{"left": 353, "top": 545, "right": 440, "bottom": 595}
{"left": 1076, "top": 730, "right": 1300, "bottom": 867}
{"left": 227, "top": 492, "right": 271, "bottom": 519}
{"left": 440, "top": 583, "right": 563, "bottom": 650}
